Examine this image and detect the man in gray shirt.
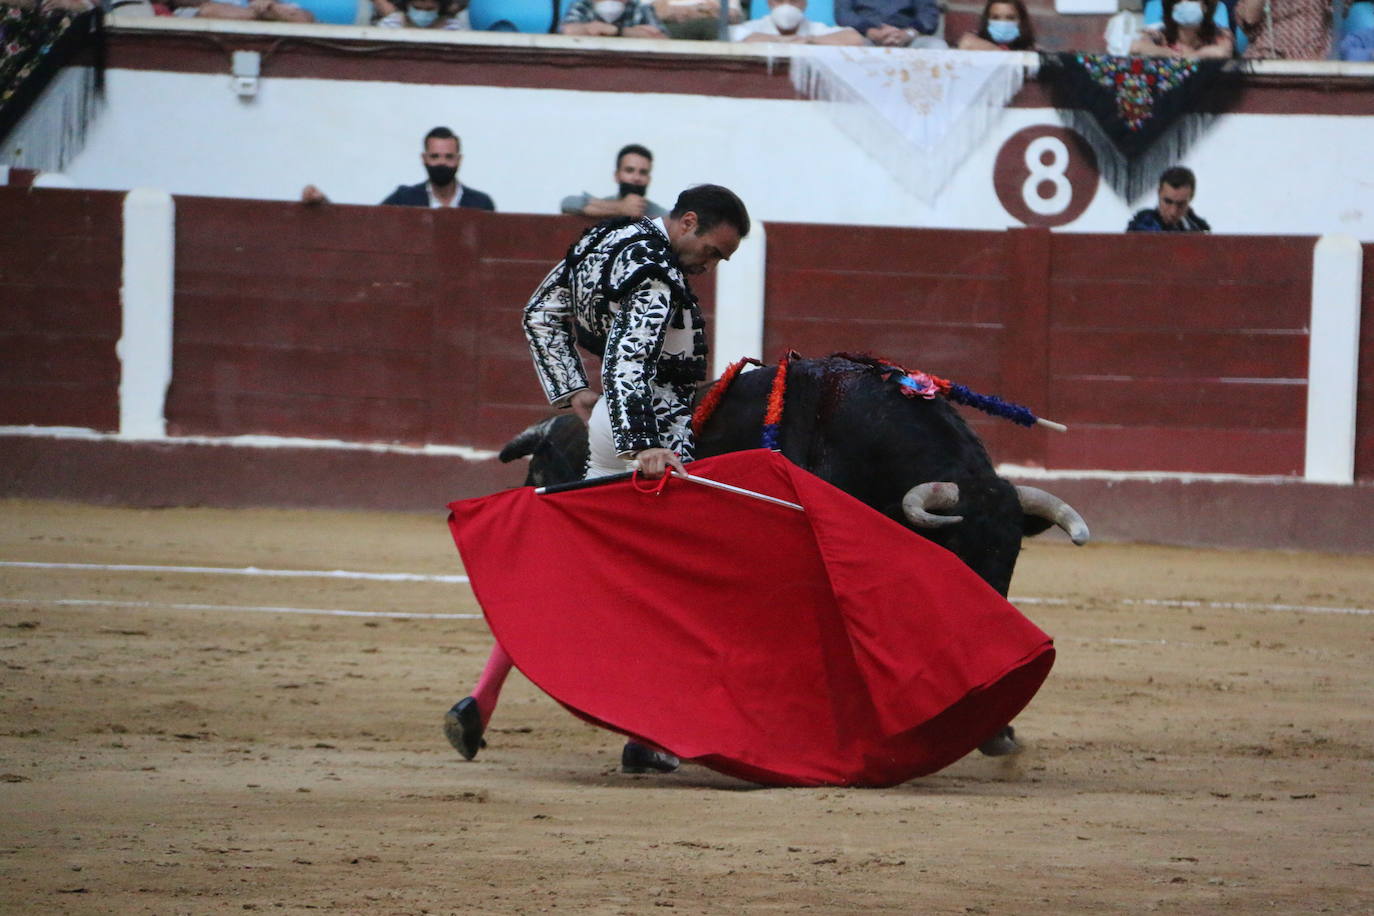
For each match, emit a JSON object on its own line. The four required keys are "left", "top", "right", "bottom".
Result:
{"left": 560, "top": 144, "right": 669, "bottom": 221}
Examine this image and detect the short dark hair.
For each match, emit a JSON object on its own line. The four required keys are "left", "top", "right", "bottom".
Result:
{"left": 616, "top": 144, "right": 653, "bottom": 168}
{"left": 670, "top": 184, "right": 750, "bottom": 238}
{"left": 1159, "top": 166, "right": 1196, "bottom": 191}
{"left": 424, "top": 126, "right": 460, "bottom": 150}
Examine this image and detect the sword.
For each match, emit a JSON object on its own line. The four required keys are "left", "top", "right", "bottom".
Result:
{"left": 536, "top": 468, "right": 804, "bottom": 512}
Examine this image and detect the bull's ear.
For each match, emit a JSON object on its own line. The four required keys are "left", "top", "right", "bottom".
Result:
{"left": 1022, "top": 515, "right": 1055, "bottom": 538}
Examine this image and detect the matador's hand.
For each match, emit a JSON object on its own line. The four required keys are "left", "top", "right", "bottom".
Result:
{"left": 634, "top": 448, "right": 685, "bottom": 479}
{"left": 569, "top": 389, "right": 600, "bottom": 425}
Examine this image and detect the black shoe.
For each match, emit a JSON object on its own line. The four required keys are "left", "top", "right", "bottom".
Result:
{"left": 443, "top": 697, "right": 486, "bottom": 760}
{"left": 621, "top": 741, "right": 679, "bottom": 774}
{"left": 977, "top": 725, "right": 1019, "bottom": 757}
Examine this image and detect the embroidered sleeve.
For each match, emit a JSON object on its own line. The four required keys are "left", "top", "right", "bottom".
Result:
{"left": 601, "top": 274, "right": 676, "bottom": 457}
{"left": 523, "top": 261, "right": 588, "bottom": 406}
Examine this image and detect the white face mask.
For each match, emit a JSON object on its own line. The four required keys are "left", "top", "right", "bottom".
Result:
{"left": 593, "top": 0, "right": 625, "bottom": 20}
{"left": 406, "top": 5, "right": 438, "bottom": 25}
{"left": 1171, "top": 0, "right": 1204, "bottom": 26}
{"left": 769, "top": 1, "right": 805, "bottom": 30}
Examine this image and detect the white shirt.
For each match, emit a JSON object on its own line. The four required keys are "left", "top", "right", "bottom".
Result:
{"left": 729, "top": 15, "right": 846, "bottom": 39}
{"left": 426, "top": 182, "right": 467, "bottom": 208}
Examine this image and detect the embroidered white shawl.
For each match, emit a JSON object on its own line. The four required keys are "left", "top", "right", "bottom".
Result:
{"left": 790, "top": 47, "right": 1034, "bottom": 204}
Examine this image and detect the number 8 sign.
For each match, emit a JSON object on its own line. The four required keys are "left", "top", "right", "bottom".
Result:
{"left": 993, "top": 126, "right": 1099, "bottom": 228}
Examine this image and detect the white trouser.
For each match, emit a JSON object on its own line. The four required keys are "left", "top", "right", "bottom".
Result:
{"left": 585, "top": 396, "right": 638, "bottom": 480}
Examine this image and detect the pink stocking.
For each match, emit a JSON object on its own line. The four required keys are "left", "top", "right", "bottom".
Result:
{"left": 470, "top": 641, "right": 513, "bottom": 727}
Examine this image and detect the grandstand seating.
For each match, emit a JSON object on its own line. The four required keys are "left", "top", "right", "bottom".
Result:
{"left": 295, "top": 0, "right": 366, "bottom": 23}
{"left": 470, "top": 0, "right": 558, "bottom": 31}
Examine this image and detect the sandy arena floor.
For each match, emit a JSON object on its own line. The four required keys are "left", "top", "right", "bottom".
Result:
{"left": 1, "top": 499, "right": 1371, "bottom": 914}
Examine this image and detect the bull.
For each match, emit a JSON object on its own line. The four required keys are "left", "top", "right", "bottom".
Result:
{"left": 499, "top": 355, "right": 1089, "bottom": 754}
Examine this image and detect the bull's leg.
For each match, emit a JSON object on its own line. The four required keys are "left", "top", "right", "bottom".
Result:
{"left": 442, "top": 642, "right": 513, "bottom": 760}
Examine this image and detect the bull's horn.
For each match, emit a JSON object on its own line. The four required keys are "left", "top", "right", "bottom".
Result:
{"left": 901, "top": 482, "right": 963, "bottom": 528}
{"left": 1016, "top": 485, "right": 1090, "bottom": 545}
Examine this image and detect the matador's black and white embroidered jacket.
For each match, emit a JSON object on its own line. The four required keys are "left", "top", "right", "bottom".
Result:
{"left": 523, "top": 217, "right": 708, "bottom": 459}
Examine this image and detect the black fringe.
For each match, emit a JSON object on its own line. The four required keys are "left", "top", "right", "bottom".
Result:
{"left": 1037, "top": 53, "right": 1242, "bottom": 203}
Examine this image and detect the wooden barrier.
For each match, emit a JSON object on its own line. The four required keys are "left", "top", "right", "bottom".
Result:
{"left": 166, "top": 197, "right": 715, "bottom": 452}
{"left": 0, "top": 187, "right": 123, "bottom": 431}
{"left": 761, "top": 224, "right": 1314, "bottom": 476}
{"left": 1, "top": 188, "right": 1365, "bottom": 480}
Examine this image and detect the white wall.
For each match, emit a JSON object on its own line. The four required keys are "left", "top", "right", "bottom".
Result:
{"left": 31, "top": 66, "right": 1374, "bottom": 239}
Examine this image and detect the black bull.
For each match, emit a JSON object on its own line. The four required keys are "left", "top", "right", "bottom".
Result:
{"left": 500, "top": 356, "right": 1089, "bottom": 598}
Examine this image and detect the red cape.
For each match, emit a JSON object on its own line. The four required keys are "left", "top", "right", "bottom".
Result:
{"left": 448, "top": 449, "right": 1053, "bottom": 787}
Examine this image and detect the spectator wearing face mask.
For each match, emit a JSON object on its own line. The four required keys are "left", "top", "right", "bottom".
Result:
{"left": 957, "top": 0, "right": 1035, "bottom": 48}
{"left": 560, "top": 0, "right": 667, "bottom": 37}
{"left": 373, "top": 0, "right": 471, "bottom": 28}
{"left": 1131, "top": 0, "right": 1234, "bottom": 56}
{"left": 300, "top": 126, "right": 495, "bottom": 210}
{"left": 561, "top": 144, "right": 669, "bottom": 220}
{"left": 730, "top": 0, "right": 865, "bottom": 43}
{"left": 1126, "top": 166, "right": 1211, "bottom": 232}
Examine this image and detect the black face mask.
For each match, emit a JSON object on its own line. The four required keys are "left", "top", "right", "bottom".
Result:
{"left": 619, "top": 182, "right": 648, "bottom": 199}
{"left": 426, "top": 164, "right": 458, "bottom": 187}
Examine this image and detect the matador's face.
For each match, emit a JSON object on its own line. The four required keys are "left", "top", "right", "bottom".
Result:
{"left": 673, "top": 214, "right": 741, "bottom": 276}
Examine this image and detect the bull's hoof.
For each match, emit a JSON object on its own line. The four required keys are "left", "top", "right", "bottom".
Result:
{"left": 977, "top": 725, "right": 1019, "bottom": 757}
{"left": 621, "top": 741, "right": 679, "bottom": 774}
{"left": 443, "top": 696, "right": 486, "bottom": 760}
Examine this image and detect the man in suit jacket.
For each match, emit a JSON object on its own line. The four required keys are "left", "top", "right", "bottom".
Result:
{"left": 300, "top": 125, "right": 495, "bottom": 210}
{"left": 379, "top": 126, "right": 496, "bottom": 210}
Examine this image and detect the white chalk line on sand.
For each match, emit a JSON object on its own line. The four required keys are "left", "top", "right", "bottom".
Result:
{"left": 0, "top": 596, "right": 480, "bottom": 620}
{"left": 3, "top": 560, "right": 1370, "bottom": 618}
{"left": 0, "top": 560, "right": 468, "bottom": 584}
{"left": 1013, "top": 596, "right": 1373, "bottom": 617}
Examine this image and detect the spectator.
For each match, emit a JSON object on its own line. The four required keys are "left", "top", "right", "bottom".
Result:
{"left": 171, "top": 0, "right": 314, "bottom": 22}
{"left": 730, "top": 0, "right": 865, "bottom": 42}
{"left": 560, "top": 0, "right": 667, "bottom": 37}
{"left": 957, "top": 0, "right": 1035, "bottom": 49}
{"left": 561, "top": 144, "right": 669, "bottom": 220}
{"left": 373, "top": 0, "right": 471, "bottom": 27}
{"left": 1141, "top": 0, "right": 1243, "bottom": 51}
{"left": 301, "top": 126, "right": 495, "bottom": 210}
{"left": 1131, "top": 0, "right": 1234, "bottom": 56}
{"left": 1126, "top": 166, "right": 1211, "bottom": 232}
{"left": 1235, "top": 0, "right": 1333, "bottom": 58}
{"left": 653, "top": 0, "right": 743, "bottom": 39}
{"left": 835, "top": 0, "right": 946, "bottom": 47}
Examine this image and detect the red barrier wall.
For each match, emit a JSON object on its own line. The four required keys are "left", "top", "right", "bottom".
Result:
{"left": 762, "top": 224, "right": 1313, "bottom": 476}
{"left": 0, "top": 190, "right": 1357, "bottom": 480}
{"left": 0, "top": 187, "right": 123, "bottom": 431}
{"left": 167, "top": 199, "right": 719, "bottom": 451}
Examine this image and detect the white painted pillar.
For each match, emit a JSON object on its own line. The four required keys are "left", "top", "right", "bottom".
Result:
{"left": 118, "top": 188, "right": 175, "bottom": 439}
{"left": 1304, "top": 233, "right": 1363, "bottom": 484}
{"left": 712, "top": 221, "right": 767, "bottom": 377}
